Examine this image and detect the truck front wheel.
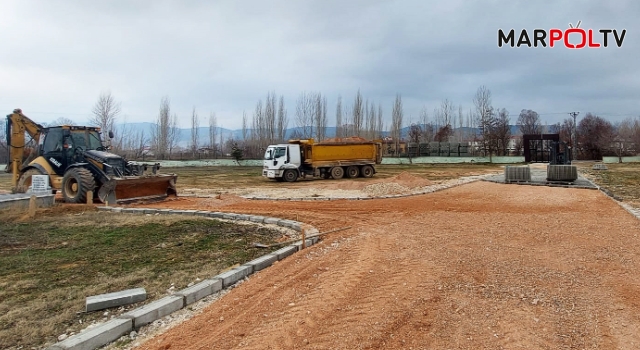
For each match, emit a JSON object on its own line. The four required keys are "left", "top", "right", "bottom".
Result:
{"left": 283, "top": 169, "right": 298, "bottom": 182}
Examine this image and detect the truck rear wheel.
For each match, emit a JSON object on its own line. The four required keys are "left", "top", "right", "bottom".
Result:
{"left": 283, "top": 169, "right": 298, "bottom": 182}
{"left": 330, "top": 167, "right": 344, "bottom": 179}
{"left": 346, "top": 166, "right": 359, "bottom": 178}
{"left": 62, "top": 167, "right": 96, "bottom": 203}
{"left": 360, "top": 165, "right": 374, "bottom": 178}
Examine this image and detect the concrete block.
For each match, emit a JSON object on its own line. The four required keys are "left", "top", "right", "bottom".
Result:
{"left": 248, "top": 215, "right": 265, "bottom": 223}
{"left": 244, "top": 254, "right": 277, "bottom": 272}
{"left": 223, "top": 213, "right": 238, "bottom": 220}
{"left": 292, "top": 238, "right": 317, "bottom": 251}
{"left": 215, "top": 265, "right": 252, "bottom": 288}
{"left": 263, "top": 217, "right": 280, "bottom": 225}
{"left": 195, "top": 211, "right": 211, "bottom": 217}
{"left": 119, "top": 295, "right": 184, "bottom": 329}
{"left": 121, "top": 208, "right": 138, "bottom": 214}
{"left": 179, "top": 210, "right": 198, "bottom": 215}
{"left": 110, "top": 207, "right": 123, "bottom": 213}
{"left": 155, "top": 209, "right": 174, "bottom": 215}
{"left": 50, "top": 318, "right": 132, "bottom": 350}
{"left": 207, "top": 212, "right": 225, "bottom": 218}
{"left": 278, "top": 220, "right": 296, "bottom": 228}
{"left": 236, "top": 214, "right": 250, "bottom": 221}
{"left": 273, "top": 245, "right": 297, "bottom": 260}
{"left": 290, "top": 222, "right": 302, "bottom": 231}
{"left": 143, "top": 209, "right": 158, "bottom": 215}
{"left": 86, "top": 288, "right": 147, "bottom": 312}
{"left": 175, "top": 279, "right": 222, "bottom": 305}
{"left": 97, "top": 206, "right": 112, "bottom": 212}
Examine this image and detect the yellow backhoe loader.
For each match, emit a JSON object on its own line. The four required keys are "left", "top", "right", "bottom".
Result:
{"left": 4, "top": 108, "right": 178, "bottom": 203}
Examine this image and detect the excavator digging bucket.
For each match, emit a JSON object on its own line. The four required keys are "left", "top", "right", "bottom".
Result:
{"left": 98, "top": 174, "right": 178, "bottom": 204}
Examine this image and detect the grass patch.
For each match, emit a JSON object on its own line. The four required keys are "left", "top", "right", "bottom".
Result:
{"left": 0, "top": 206, "right": 285, "bottom": 349}
{"left": 577, "top": 162, "right": 640, "bottom": 207}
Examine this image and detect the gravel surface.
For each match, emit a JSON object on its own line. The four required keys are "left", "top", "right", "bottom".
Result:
{"left": 124, "top": 181, "right": 640, "bottom": 349}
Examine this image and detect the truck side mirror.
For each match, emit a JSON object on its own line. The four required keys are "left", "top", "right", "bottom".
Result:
{"left": 108, "top": 131, "right": 114, "bottom": 139}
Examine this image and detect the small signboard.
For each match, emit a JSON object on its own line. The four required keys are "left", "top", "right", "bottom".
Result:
{"left": 30, "top": 175, "right": 50, "bottom": 192}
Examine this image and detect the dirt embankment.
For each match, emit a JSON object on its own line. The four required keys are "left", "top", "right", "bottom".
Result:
{"left": 129, "top": 181, "right": 640, "bottom": 349}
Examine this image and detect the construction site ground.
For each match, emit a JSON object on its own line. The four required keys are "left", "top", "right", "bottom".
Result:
{"left": 3, "top": 162, "right": 640, "bottom": 349}
{"left": 121, "top": 174, "right": 640, "bottom": 349}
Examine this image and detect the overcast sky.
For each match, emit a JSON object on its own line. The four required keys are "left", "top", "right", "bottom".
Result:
{"left": 1, "top": 0, "right": 638, "bottom": 130}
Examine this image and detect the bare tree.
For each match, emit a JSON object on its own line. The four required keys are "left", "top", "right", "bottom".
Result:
{"left": 242, "top": 111, "right": 248, "bottom": 141}
{"left": 167, "top": 113, "right": 179, "bottom": 158}
{"left": 295, "top": 92, "right": 315, "bottom": 138}
{"left": 391, "top": 94, "right": 404, "bottom": 155}
{"left": 0, "top": 118, "right": 7, "bottom": 164}
{"left": 473, "top": 86, "right": 494, "bottom": 156}
{"left": 209, "top": 112, "right": 217, "bottom": 155}
{"left": 90, "top": 92, "right": 121, "bottom": 135}
{"left": 190, "top": 107, "right": 199, "bottom": 156}
{"left": 277, "top": 95, "right": 288, "bottom": 142}
{"left": 493, "top": 108, "right": 511, "bottom": 156}
{"left": 366, "top": 101, "right": 376, "bottom": 140}
{"left": 44, "top": 117, "right": 75, "bottom": 127}
{"left": 265, "top": 92, "right": 277, "bottom": 144}
{"left": 314, "top": 93, "right": 327, "bottom": 141}
{"left": 440, "top": 99, "right": 454, "bottom": 127}
{"left": 517, "top": 109, "right": 542, "bottom": 135}
{"left": 578, "top": 113, "right": 615, "bottom": 159}
{"left": 352, "top": 90, "right": 364, "bottom": 136}
{"left": 376, "top": 104, "right": 384, "bottom": 139}
{"left": 335, "top": 95, "right": 343, "bottom": 138}
{"left": 151, "top": 96, "right": 171, "bottom": 160}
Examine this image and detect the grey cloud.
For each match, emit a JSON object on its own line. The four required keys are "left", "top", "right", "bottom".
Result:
{"left": 1, "top": 0, "right": 638, "bottom": 129}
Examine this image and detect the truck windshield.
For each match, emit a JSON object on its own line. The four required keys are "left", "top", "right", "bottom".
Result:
{"left": 264, "top": 147, "right": 286, "bottom": 160}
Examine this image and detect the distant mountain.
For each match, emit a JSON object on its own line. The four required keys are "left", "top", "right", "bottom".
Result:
{"left": 112, "top": 122, "right": 539, "bottom": 147}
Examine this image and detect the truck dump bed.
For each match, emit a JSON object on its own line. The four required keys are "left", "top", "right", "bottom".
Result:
{"left": 293, "top": 137, "right": 382, "bottom": 167}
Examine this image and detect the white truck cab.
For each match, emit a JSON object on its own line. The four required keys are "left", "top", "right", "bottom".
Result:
{"left": 262, "top": 144, "right": 303, "bottom": 182}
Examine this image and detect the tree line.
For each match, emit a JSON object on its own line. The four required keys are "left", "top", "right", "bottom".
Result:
{"left": 1, "top": 87, "right": 639, "bottom": 164}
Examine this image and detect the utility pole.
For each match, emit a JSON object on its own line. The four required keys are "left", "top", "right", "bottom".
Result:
{"left": 569, "top": 112, "right": 580, "bottom": 161}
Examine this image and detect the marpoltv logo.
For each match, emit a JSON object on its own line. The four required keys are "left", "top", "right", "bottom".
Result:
{"left": 498, "top": 21, "right": 626, "bottom": 48}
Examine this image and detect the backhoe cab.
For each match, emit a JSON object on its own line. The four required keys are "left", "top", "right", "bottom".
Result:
{"left": 5, "top": 108, "right": 178, "bottom": 204}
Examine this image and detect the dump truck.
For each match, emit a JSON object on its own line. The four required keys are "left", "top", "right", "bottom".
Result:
{"left": 262, "top": 137, "right": 383, "bottom": 182}
{"left": 5, "top": 108, "right": 178, "bottom": 203}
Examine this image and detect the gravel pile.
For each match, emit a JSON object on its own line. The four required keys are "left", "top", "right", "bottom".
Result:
{"left": 240, "top": 173, "right": 497, "bottom": 200}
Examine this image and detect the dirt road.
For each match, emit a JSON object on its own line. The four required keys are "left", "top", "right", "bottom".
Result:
{"left": 132, "top": 181, "right": 640, "bottom": 349}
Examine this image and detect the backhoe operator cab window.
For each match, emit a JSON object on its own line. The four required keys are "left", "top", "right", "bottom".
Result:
{"left": 264, "top": 146, "right": 287, "bottom": 160}
{"left": 70, "top": 130, "right": 102, "bottom": 150}
{"left": 43, "top": 128, "right": 64, "bottom": 152}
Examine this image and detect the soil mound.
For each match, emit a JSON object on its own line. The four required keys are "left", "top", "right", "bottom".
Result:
{"left": 387, "top": 171, "right": 433, "bottom": 188}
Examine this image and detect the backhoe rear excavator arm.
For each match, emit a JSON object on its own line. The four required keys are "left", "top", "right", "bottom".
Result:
{"left": 5, "top": 109, "right": 43, "bottom": 187}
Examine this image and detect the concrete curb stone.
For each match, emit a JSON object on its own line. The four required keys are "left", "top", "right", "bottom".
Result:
{"left": 118, "top": 295, "right": 184, "bottom": 329}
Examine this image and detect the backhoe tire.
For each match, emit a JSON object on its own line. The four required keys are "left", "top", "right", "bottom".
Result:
{"left": 330, "top": 167, "right": 344, "bottom": 179}
{"left": 346, "top": 166, "right": 360, "bottom": 178}
{"left": 360, "top": 165, "right": 374, "bottom": 178}
{"left": 62, "top": 168, "right": 96, "bottom": 203}
{"left": 16, "top": 168, "right": 45, "bottom": 193}
{"left": 283, "top": 169, "right": 298, "bottom": 182}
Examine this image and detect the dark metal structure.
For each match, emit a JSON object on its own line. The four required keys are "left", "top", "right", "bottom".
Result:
{"left": 523, "top": 134, "right": 560, "bottom": 163}
{"left": 549, "top": 140, "right": 572, "bottom": 165}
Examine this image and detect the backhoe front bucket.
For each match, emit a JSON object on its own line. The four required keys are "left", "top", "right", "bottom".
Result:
{"left": 98, "top": 174, "right": 178, "bottom": 204}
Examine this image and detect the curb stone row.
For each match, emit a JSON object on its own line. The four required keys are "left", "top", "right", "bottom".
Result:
{"left": 46, "top": 208, "right": 320, "bottom": 350}
{"left": 239, "top": 174, "right": 497, "bottom": 201}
